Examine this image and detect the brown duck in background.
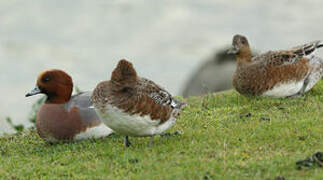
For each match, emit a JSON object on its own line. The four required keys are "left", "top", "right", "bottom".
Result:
{"left": 228, "top": 34, "right": 323, "bottom": 97}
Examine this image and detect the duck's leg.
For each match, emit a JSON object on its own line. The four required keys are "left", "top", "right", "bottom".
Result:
{"left": 148, "top": 136, "right": 154, "bottom": 147}
{"left": 299, "top": 77, "right": 310, "bottom": 95}
{"left": 289, "top": 77, "right": 310, "bottom": 98}
{"left": 124, "top": 136, "right": 131, "bottom": 147}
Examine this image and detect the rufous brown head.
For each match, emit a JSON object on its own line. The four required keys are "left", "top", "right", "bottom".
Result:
{"left": 26, "top": 69, "right": 73, "bottom": 104}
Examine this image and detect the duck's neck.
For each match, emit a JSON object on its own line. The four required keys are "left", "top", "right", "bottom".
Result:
{"left": 45, "top": 87, "right": 72, "bottom": 104}
{"left": 45, "top": 94, "right": 71, "bottom": 104}
{"left": 236, "top": 47, "right": 252, "bottom": 66}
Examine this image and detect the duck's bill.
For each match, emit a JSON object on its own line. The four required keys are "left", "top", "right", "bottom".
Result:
{"left": 227, "top": 47, "right": 239, "bottom": 54}
{"left": 26, "top": 86, "right": 42, "bottom": 97}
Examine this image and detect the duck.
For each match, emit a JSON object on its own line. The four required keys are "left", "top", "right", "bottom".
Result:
{"left": 91, "top": 59, "right": 186, "bottom": 147}
{"left": 228, "top": 34, "right": 323, "bottom": 97}
{"left": 25, "top": 69, "right": 113, "bottom": 143}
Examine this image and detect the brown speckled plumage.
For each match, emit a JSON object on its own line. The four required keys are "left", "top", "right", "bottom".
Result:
{"left": 229, "top": 34, "right": 323, "bottom": 97}
{"left": 91, "top": 59, "right": 185, "bottom": 124}
{"left": 91, "top": 59, "right": 185, "bottom": 147}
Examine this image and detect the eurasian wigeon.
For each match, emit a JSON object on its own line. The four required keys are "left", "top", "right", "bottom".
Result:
{"left": 228, "top": 34, "right": 323, "bottom": 97}
{"left": 91, "top": 59, "right": 186, "bottom": 147}
{"left": 26, "top": 69, "right": 113, "bottom": 143}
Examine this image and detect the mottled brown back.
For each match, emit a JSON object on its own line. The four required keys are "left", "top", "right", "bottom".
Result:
{"left": 233, "top": 56, "right": 309, "bottom": 95}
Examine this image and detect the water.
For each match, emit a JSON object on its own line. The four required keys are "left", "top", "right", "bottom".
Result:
{"left": 1, "top": 0, "right": 323, "bottom": 134}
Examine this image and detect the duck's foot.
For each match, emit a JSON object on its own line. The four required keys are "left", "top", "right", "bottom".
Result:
{"left": 124, "top": 136, "right": 131, "bottom": 147}
{"left": 148, "top": 136, "right": 154, "bottom": 147}
{"left": 287, "top": 92, "right": 304, "bottom": 98}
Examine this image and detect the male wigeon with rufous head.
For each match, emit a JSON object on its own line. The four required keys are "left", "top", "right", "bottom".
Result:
{"left": 91, "top": 59, "right": 186, "bottom": 147}
{"left": 228, "top": 34, "right": 323, "bottom": 97}
{"left": 26, "top": 69, "right": 113, "bottom": 143}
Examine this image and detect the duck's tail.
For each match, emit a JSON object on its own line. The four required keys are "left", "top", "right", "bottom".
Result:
{"left": 292, "top": 40, "right": 323, "bottom": 57}
{"left": 172, "top": 98, "right": 187, "bottom": 109}
{"left": 317, "top": 41, "right": 323, "bottom": 49}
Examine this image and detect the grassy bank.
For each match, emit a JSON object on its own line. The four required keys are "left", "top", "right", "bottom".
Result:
{"left": 0, "top": 81, "right": 322, "bottom": 179}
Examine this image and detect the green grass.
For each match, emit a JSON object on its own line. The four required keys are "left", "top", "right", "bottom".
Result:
{"left": 1, "top": 81, "right": 322, "bottom": 179}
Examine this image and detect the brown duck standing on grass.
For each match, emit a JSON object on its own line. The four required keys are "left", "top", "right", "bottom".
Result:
{"left": 26, "top": 70, "right": 113, "bottom": 143}
{"left": 91, "top": 59, "right": 186, "bottom": 147}
{"left": 228, "top": 34, "right": 323, "bottom": 97}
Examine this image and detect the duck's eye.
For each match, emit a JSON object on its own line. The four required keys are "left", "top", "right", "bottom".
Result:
{"left": 42, "top": 76, "right": 51, "bottom": 83}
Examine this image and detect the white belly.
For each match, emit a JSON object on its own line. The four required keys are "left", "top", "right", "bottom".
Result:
{"left": 74, "top": 122, "right": 114, "bottom": 140}
{"left": 262, "top": 81, "right": 304, "bottom": 97}
{"left": 96, "top": 104, "right": 176, "bottom": 137}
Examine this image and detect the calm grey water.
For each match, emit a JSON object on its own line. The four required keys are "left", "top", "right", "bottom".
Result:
{"left": 1, "top": 0, "right": 323, "bottom": 134}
